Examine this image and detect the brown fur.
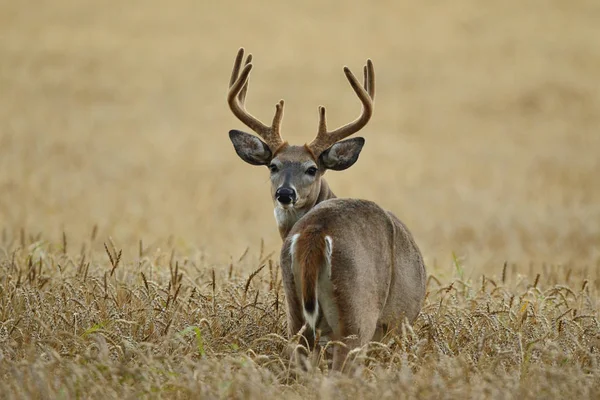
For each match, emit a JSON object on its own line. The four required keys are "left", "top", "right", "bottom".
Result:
{"left": 303, "top": 143, "right": 318, "bottom": 162}
{"left": 272, "top": 142, "right": 290, "bottom": 157}
{"left": 294, "top": 225, "right": 327, "bottom": 314}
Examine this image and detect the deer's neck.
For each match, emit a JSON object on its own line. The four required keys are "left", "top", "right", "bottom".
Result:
{"left": 275, "top": 178, "right": 336, "bottom": 239}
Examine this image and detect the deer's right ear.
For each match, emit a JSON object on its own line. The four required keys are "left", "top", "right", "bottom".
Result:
{"left": 319, "top": 137, "right": 365, "bottom": 171}
{"left": 229, "top": 130, "right": 272, "bottom": 166}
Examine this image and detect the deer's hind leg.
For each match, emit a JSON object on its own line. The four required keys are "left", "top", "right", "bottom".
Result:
{"left": 330, "top": 297, "right": 380, "bottom": 372}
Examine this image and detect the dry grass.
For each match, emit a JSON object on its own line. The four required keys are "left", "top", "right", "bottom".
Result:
{"left": 1, "top": 234, "right": 599, "bottom": 399}
{"left": 1, "top": 0, "right": 599, "bottom": 398}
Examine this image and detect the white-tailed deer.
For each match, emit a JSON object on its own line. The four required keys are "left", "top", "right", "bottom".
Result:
{"left": 227, "top": 48, "right": 426, "bottom": 371}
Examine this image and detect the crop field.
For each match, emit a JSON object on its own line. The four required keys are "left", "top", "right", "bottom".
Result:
{"left": 1, "top": 0, "right": 599, "bottom": 398}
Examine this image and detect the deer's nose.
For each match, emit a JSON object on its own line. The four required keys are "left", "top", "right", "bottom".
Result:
{"left": 275, "top": 187, "right": 296, "bottom": 205}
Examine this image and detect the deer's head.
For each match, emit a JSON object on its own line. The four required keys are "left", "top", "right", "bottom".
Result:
{"left": 227, "top": 48, "right": 375, "bottom": 228}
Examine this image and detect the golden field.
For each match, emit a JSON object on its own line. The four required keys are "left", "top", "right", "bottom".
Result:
{"left": 0, "top": 0, "right": 599, "bottom": 398}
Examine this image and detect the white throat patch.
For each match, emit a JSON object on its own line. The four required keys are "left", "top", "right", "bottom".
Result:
{"left": 274, "top": 207, "right": 303, "bottom": 230}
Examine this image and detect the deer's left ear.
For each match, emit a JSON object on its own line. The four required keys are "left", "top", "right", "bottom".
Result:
{"left": 229, "top": 130, "right": 272, "bottom": 166}
{"left": 319, "top": 137, "right": 365, "bottom": 171}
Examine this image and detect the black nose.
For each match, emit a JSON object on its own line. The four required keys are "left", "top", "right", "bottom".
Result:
{"left": 275, "top": 187, "right": 296, "bottom": 205}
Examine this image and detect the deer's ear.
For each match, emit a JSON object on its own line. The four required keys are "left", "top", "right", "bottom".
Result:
{"left": 319, "top": 137, "right": 365, "bottom": 171}
{"left": 229, "top": 130, "right": 272, "bottom": 166}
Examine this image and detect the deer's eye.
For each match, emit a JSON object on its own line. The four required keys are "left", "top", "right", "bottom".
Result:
{"left": 306, "top": 166, "right": 318, "bottom": 176}
{"left": 269, "top": 164, "right": 279, "bottom": 173}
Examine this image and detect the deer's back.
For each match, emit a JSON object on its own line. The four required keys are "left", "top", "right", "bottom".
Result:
{"left": 289, "top": 198, "right": 426, "bottom": 325}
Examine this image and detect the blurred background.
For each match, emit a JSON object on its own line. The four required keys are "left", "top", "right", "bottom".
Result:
{"left": 0, "top": 0, "right": 598, "bottom": 274}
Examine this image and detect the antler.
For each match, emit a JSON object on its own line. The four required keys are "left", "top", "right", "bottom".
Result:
{"left": 227, "top": 48, "right": 285, "bottom": 151}
{"left": 308, "top": 59, "right": 375, "bottom": 156}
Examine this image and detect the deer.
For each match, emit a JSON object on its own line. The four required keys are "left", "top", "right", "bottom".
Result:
{"left": 226, "top": 48, "right": 427, "bottom": 372}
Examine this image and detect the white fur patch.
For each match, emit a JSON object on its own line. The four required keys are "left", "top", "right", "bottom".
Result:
{"left": 274, "top": 207, "right": 298, "bottom": 229}
{"left": 273, "top": 207, "right": 284, "bottom": 227}
{"left": 289, "top": 233, "right": 300, "bottom": 273}
{"left": 324, "top": 235, "right": 333, "bottom": 278}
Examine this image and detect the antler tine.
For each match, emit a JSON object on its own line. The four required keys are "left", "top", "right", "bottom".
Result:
{"left": 238, "top": 53, "right": 252, "bottom": 104}
{"left": 363, "top": 65, "right": 368, "bottom": 97}
{"left": 228, "top": 48, "right": 245, "bottom": 88}
{"left": 308, "top": 60, "right": 375, "bottom": 156}
{"left": 272, "top": 99, "right": 285, "bottom": 134}
{"left": 363, "top": 59, "right": 375, "bottom": 100}
{"left": 227, "top": 48, "right": 285, "bottom": 150}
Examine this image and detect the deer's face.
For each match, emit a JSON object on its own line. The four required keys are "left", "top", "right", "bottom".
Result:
{"left": 267, "top": 145, "right": 320, "bottom": 210}
{"left": 229, "top": 130, "right": 365, "bottom": 211}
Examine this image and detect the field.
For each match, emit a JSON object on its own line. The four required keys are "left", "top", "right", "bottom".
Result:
{"left": 1, "top": 0, "right": 599, "bottom": 398}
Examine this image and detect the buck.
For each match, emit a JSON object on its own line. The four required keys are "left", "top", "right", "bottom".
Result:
{"left": 227, "top": 48, "right": 426, "bottom": 371}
